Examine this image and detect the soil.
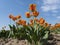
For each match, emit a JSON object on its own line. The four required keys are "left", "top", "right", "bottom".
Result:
{"left": 0, "top": 34, "right": 60, "bottom": 45}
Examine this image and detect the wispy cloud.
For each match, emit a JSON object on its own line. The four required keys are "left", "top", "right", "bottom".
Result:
{"left": 40, "top": 0, "right": 60, "bottom": 24}
{"left": 43, "top": 0, "right": 60, "bottom": 5}
{"left": 41, "top": 0, "right": 60, "bottom": 12}
{"left": 56, "top": 16, "right": 60, "bottom": 19}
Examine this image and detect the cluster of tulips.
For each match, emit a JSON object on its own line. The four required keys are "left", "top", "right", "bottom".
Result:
{"left": 9, "top": 14, "right": 27, "bottom": 26}
{"left": 8, "top": 4, "right": 51, "bottom": 45}
{"left": 0, "top": 4, "right": 60, "bottom": 45}
{"left": 9, "top": 4, "right": 51, "bottom": 28}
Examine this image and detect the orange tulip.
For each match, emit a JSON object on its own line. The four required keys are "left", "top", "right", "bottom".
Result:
{"left": 18, "top": 20, "right": 22, "bottom": 25}
{"left": 32, "top": 11, "right": 39, "bottom": 17}
{"left": 16, "top": 15, "right": 21, "bottom": 19}
{"left": 16, "top": 20, "right": 26, "bottom": 26}
{"left": 39, "top": 18, "right": 45, "bottom": 24}
{"left": 21, "top": 20, "right": 26, "bottom": 26}
{"left": 18, "top": 19, "right": 22, "bottom": 22}
{"left": 50, "top": 26, "right": 56, "bottom": 30}
{"left": 9, "top": 14, "right": 14, "bottom": 19}
{"left": 45, "top": 23, "right": 49, "bottom": 27}
{"left": 16, "top": 21, "right": 21, "bottom": 25}
{"left": 55, "top": 23, "right": 60, "bottom": 28}
{"left": 29, "top": 4, "right": 36, "bottom": 11}
{"left": 12, "top": 17, "right": 17, "bottom": 21}
{"left": 25, "top": 12, "right": 31, "bottom": 18}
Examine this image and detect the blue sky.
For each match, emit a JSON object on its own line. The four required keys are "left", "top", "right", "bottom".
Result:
{"left": 0, "top": 0, "right": 60, "bottom": 29}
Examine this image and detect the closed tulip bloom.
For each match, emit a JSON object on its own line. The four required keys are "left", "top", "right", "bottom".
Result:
{"left": 21, "top": 20, "right": 26, "bottom": 26}
{"left": 29, "top": 4, "right": 36, "bottom": 11}
{"left": 50, "top": 26, "right": 56, "bottom": 30}
{"left": 39, "top": 18, "right": 45, "bottom": 24}
{"left": 25, "top": 12, "right": 31, "bottom": 18}
{"left": 16, "top": 21, "right": 21, "bottom": 25}
{"left": 18, "top": 20, "right": 22, "bottom": 25}
{"left": 18, "top": 19, "right": 22, "bottom": 22}
{"left": 12, "top": 17, "right": 17, "bottom": 21}
{"left": 55, "top": 24, "right": 60, "bottom": 26}
{"left": 32, "top": 11, "right": 39, "bottom": 17}
{"left": 16, "top": 15, "right": 21, "bottom": 19}
{"left": 9, "top": 14, "right": 14, "bottom": 19}
{"left": 45, "top": 23, "right": 49, "bottom": 27}
{"left": 55, "top": 23, "right": 60, "bottom": 28}
{"left": 16, "top": 20, "right": 26, "bottom": 25}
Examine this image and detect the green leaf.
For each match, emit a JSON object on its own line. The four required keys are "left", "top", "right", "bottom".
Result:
{"left": 43, "top": 31, "right": 49, "bottom": 39}
{"left": 9, "top": 24, "right": 13, "bottom": 30}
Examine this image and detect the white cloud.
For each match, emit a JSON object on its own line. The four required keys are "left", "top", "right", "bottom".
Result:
{"left": 52, "top": 14, "right": 57, "bottom": 17}
{"left": 41, "top": 0, "right": 60, "bottom": 12}
{"left": 43, "top": 0, "right": 60, "bottom": 5}
{"left": 56, "top": 16, "right": 60, "bottom": 19}
{"left": 51, "top": 10, "right": 58, "bottom": 13}
{"left": 41, "top": 5, "right": 49, "bottom": 12}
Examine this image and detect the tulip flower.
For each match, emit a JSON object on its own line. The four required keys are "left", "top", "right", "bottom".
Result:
{"left": 12, "top": 17, "right": 17, "bottom": 21}
{"left": 9, "top": 14, "right": 14, "bottom": 19}
{"left": 16, "top": 15, "right": 21, "bottom": 19}
{"left": 18, "top": 20, "right": 22, "bottom": 25}
{"left": 29, "top": 4, "right": 36, "bottom": 11}
{"left": 25, "top": 12, "right": 31, "bottom": 18}
{"left": 39, "top": 18, "right": 45, "bottom": 24}
{"left": 55, "top": 23, "right": 60, "bottom": 28}
{"left": 16, "top": 20, "right": 26, "bottom": 26}
{"left": 21, "top": 20, "right": 26, "bottom": 26}
{"left": 45, "top": 23, "right": 49, "bottom": 27}
{"left": 32, "top": 11, "right": 39, "bottom": 17}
